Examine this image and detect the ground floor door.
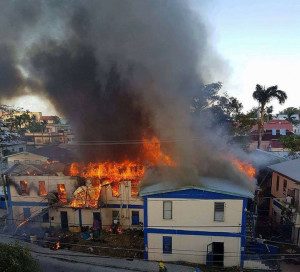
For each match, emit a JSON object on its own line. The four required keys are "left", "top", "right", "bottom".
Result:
{"left": 132, "top": 211, "right": 139, "bottom": 226}
{"left": 60, "top": 211, "right": 68, "bottom": 230}
{"left": 206, "top": 242, "right": 224, "bottom": 266}
{"left": 93, "top": 212, "right": 102, "bottom": 228}
{"left": 23, "top": 208, "right": 31, "bottom": 219}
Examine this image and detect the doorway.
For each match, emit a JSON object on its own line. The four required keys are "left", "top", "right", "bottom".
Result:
{"left": 206, "top": 242, "right": 224, "bottom": 266}
{"left": 131, "top": 211, "right": 139, "bottom": 226}
{"left": 93, "top": 212, "right": 102, "bottom": 228}
{"left": 60, "top": 211, "right": 68, "bottom": 230}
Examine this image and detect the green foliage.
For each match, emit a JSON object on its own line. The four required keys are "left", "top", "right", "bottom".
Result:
{"left": 279, "top": 107, "right": 300, "bottom": 116}
{"left": 0, "top": 242, "right": 40, "bottom": 272}
{"left": 280, "top": 135, "right": 300, "bottom": 154}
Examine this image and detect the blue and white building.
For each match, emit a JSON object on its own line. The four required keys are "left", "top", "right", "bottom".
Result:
{"left": 140, "top": 169, "right": 254, "bottom": 268}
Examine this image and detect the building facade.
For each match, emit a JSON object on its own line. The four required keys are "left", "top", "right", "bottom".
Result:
{"left": 268, "top": 159, "right": 300, "bottom": 246}
{"left": 4, "top": 164, "right": 143, "bottom": 231}
{"left": 140, "top": 181, "right": 253, "bottom": 268}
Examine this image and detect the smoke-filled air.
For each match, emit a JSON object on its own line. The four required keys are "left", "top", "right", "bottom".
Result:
{"left": 0, "top": 0, "right": 256, "bottom": 192}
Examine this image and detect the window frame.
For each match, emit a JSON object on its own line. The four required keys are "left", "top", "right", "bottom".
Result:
{"left": 163, "top": 236, "right": 172, "bottom": 254}
{"left": 214, "top": 202, "right": 225, "bottom": 222}
{"left": 39, "top": 181, "right": 47, "bottom": 196}
{"left": 163, "top": 201, "right": 172, "bottom": 220}
{"left": 276, "top": 176, "right": 280, "bottom": 191}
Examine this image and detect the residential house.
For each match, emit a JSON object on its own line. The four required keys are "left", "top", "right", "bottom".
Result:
{"left": 268, "top": 159, "right": 300, "bottom": 246}
{"left": 4, "top": 152, "right": 48, "bottom": 169}
{"left": 250, "top": 120, "right": 294, "bottom": 151}
{"left": 139, "top": 167, "right": 255, "bottom": 268}
{"left": 277, "top": 114, "right": 300, "bottom": 135}
{"left": 24, "top": 132, "right": 69, "bottom": 146}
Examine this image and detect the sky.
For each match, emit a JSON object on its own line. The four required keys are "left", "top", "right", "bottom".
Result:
{"left": 4, "top": 0, "right": 300, "bottom": 115}
{"left": 192, "top": 0, "right": 300, "bottom": 113}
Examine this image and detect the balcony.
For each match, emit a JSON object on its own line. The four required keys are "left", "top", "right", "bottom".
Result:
{"left": 274, "top": 197, "right": 300, "bottom": 224}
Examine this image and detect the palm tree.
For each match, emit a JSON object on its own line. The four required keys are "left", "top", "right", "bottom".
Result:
{"left": 253, "top": 85, "right": 287, "bottom": 149}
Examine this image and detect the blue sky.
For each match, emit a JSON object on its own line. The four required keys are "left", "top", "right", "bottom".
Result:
{"left": 191, "top": 0, "right": 300, "bottom": 112}
{"left": 7, "top": 0, "right": 300, "bottom": 115}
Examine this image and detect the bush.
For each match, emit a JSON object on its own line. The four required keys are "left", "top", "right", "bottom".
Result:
{"left": 0, "top": 242, "right": 41, "bottom": 272}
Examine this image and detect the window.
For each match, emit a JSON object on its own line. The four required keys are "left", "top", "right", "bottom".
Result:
{"left": 283, "top": 179, "right": 287, "bottom": 193}
{"left": 272, "top": 129, "right": 276, "bottom": 136}
{"left": 214, "top": 202, "right": 225, "bottom": 222}
{"left": 163, "top": 236, "right": 172, "bottom": 254}
{"left": 42, "top": 210, "right": 49, "bottom": 222}
{"left": 20, "top": 180, "right": 29, "bottom": 195}
{"left": 57, "top": 184, "right": 67, "bottom": 203}
{"left": 280, "top": 129, "right": 286, "bottom": 135}
{"left": 112, "top": 210, "right": 120, "bottom": 223}
{"left": 163, "top": 201, "right": 172, "bottom": 220}
{"left": 39, "top": 181, "right": 47, "bottom": 196}
{"left": 131, "top": 180, "right": 139, "bottom": 197}
{"left": 19, "top": 147, "right": 23, "bottom": 152}
{"left": 276, "top": 176, "right": 280, "bottom": 191}
{"left": 111, "top": 183, "right": 120, "bottom": 197}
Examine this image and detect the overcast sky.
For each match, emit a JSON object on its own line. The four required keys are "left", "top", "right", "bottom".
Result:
{"left": 5, "top": 0, "right": 300, "bottom": 115}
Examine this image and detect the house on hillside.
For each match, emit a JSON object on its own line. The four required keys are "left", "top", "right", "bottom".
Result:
{"left": 277, "top": 114, "right": 300, "bottom": 135}
{"left": 268, "top": 159, "right": 300, "bottom": 246}
{"left": 250, "top": 120, "right": 294, "bottom": 151}
{"left": 3, "top": 152, "right": 48, "bottom": 169}
{"left": 139, "top": 167, "right": 260, "bottom": 268}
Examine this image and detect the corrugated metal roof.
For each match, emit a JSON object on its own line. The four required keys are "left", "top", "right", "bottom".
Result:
{"left": 268, "top": 159, "right": 300, "bottom": 182}
{"left": 139, "top": 167, "right": 254, "bottom": 198}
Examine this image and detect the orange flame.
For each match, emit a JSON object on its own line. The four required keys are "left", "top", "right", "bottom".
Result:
{"left": 69, "top": 137, "right": 175, "bottom": 208}
{"left": 56, "top": 242, "right": 60, "bottom": 250}
{"left": 57, "top": 184, "right": 67, "bottom": 203}
{"left": 232, "top": 159, "right": 256, "bottom": 179}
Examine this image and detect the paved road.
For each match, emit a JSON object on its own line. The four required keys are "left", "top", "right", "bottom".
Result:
{"left": 0, "top": 234, "right": 196, "bottom": 272}
{"left": 36, "top": 254, "right": 135, "bottom": 272}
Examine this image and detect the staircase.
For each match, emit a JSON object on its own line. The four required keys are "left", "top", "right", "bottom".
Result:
{"left": 244, "top": 212, "right": 280, "bottom": 271}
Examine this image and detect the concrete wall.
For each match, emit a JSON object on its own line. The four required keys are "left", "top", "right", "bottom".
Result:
{"left": 148, "top": 233, "right": 241, "bottom": 267}
{"left": 270, "top": 172, "right": 300, "bottom": 198}
{"left": 147, "top": 198, "right": 243, "bottom": 233}
{"left": 145, "top": 197, "right": 245, "bottom": 267}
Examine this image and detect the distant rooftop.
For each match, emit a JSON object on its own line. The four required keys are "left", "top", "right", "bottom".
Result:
{"left": 268, "top": 159, "right": 300, "bottom": 182}
{"left": 4, "top": 163, "right": 58, "bottom": 176}
{"left": 251, "top": 119, "right": 293, "bottom": 132}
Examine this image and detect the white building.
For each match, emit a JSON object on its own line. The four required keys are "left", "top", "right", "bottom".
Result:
{"left": 4, "top": 164, "right": 143, "bottom": 231}
{"left": 140, "top": 170, "right": 254, "bottom": 268}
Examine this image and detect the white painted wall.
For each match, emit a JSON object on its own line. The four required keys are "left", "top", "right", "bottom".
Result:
{"left": 147, "top": 198, "right": 243, "bottom": 233}
{"left": 146, "top": 197, "right": 244, "bottom": 267}
{"left": 148, "top": 233, "right": 241, "bottom": 267}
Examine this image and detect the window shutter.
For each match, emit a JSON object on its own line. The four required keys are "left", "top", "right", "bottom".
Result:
{"left": 214, "top": 202, "right": 224, "bottom": 221}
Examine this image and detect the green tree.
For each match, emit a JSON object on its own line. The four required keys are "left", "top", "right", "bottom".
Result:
{"left": 280, "top": 135, "right": 300, "bottom": 155}
{"left": 279, "top": 107, "right": 300, "bottom": 116}
{"left": 0, "top": 242, "right": 40, "bottom": 272}
{"left": 253, "top": 84, "right": 287, "bottom": 149}
{"left": 284, "top": 112, "right": 300, "bottom": 126}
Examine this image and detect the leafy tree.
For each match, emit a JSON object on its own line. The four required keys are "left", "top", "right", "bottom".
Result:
{"left": 280, "top": 135, "right": 300, "bottom": 155}
{"left": 0, "top": 242, "right": 40, "bottom": 272}
{"left": 279, "top": 107, "right": 300, "bottom": 116}
{"left": 252, "top": 84, "right": 287, "bottom": 149}
{"left": 284, "top": 112, "right": 300, "bottom": 126}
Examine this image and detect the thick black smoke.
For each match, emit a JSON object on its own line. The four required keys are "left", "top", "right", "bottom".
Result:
{"left": 2, "top": 0, "right": 209, "bottom": 161}
{"left": 0, "top": 1, "right": 256, "bottom": 191}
